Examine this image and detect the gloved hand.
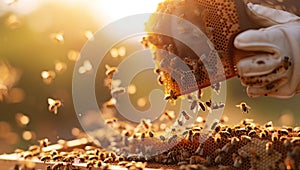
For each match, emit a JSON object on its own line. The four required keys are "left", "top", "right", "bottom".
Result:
{"left": 234, "top": 3, "right": 300, "bottom": 99}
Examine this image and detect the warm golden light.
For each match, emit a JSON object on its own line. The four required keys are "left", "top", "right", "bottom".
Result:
{"left": 91, "top": 0, "right": 162, "bottom": 23}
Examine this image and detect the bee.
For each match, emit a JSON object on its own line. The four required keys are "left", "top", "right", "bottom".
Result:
{"left": 205, "top": 100, "right": 212, "bottom": 108}
{"left": 28, "top": 145, "right": 40, "bottom": 152}
{"left": 240, "top": 135, "right": 252, "bottom": 142}
{"left": 47, "top": 98, "right": 63, "bottom": 114}
{"left": 105, "top": 117, "right": 117, "bottom": 126}
{"left": 264, "top": 121, "right": 273, "bottom": 128}
{"left": 141, "top": 119, "right": 151, "bottom": 129}
{"left": 212, "top": 102, "right": 225, "bottom": 110}
{"left": 266, "top": 142, "right": 273, "bottom": 155}
{"left": 52, "top": 162, "right": 64, "bottom": 170}
{"left": 168, "top": 135, "right": 177, "bottom": 144}
{"left": 104, "top": 156, "right": 114, "bottom": 163}
{"left": 248, "top": 130, "right": 257, "bottom": 137}
{"left": 50, "top": 150, "right": 58, "bottom": 156}
{"left": 157, "top": 75, "right": 164, "bottom": 85}
{"left": 197, "top": 89, "right": 203, "bottom": 100}
{"left": 215, "top": 155, "right": 223, "bottom": 164}
{"left": 161, "top": 110, "right": 175, "bottom": 121}
{"left": 38, "top": 138, "right": 50, "bottom": 147}
{"left": 283, "top": 56, "right": 292, "bottom": 70}
{"left": 160, "top": 135, "right": 166, "bottom": 141}
{"left": 52, "top": 155, "right": 63, "bottom": 161}
{"left": 177, "top": 119, "right": 183, "bottom": 126}
{"left": 23, "top": 151, "right": 33, "bottom": 159}
{"left": 182, "top": 130, "right": 189, "bottom": 136}
{"left": 164, "top": 90, "right": 177, "bottom": 100}
{"left": 95, "top": 160, "right": 102, "bottom": 167}
{"left": 214, "top": 133, "right": 221, "bottom": 143}
{"left": 230, "top": 137, "right": 240, "bottom": 145}
{"left": 238, "top": 150, "right": 249, "bottom": 159}
{"left": 279, "top": 129, "right": 289, "bottom": 136}
{"left": 141, "top": 132, "right": 146, "bottom": 141}
{"left": 40, "top": 155, "right": 52, "bottom": 162}
{"left": 111, "top": 87, "right": 126, "bottom": 98}
{"left": 291, "top": 137, "right": 300, "bottom": 144}
{"left": 195, "top": 143, "right": 204, "bottom": 155}
{"left": 148, "top": 131, "right": 154, "bottom": 138}
{"left": 199, "top": 102, "right": 206, "bottom": 111}
{"left": 221, "top": 143, "right": 231, "bottom": 153}
{"left": 105, "top": 64, "right": 118, "bottom": 77}
{"left": 210, "top": 120, "right": 219, "bottom": 131}
{"left": 187, "top": 94, "right": 193, "bottom": 101}
{"left": 259, "top": 131, "right": 267, "bottom": 138}
{"left": 190, "top": 100, "right": 198, "bottom": 111}
{"left": 236, "top": 102, "right": 251, "bottom": 114}
{"left": 181, "top": 111, "right": 192, "bottom": 120}
{"left": 211, "top": 82, "right": 221, "bottom": 95}
{"left": 14, "top": 148, "right": 24, "bottom": 155}
{"left": 86, "top": 160, "right": 95, "bottom": 168}
{"left": 271, "top": 132, "right": 278, "bottom": 142}
{"left": 233, "top": 155, "right": 242, "bottom": 168}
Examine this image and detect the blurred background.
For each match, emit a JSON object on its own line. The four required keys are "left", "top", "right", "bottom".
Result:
{"left": 0, "top": 0, "right": 299, "bottom": 154}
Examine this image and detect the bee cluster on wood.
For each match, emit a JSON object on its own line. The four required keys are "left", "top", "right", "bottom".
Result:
{"left": 7, "top": 118, "right": 300, "bottom": 170}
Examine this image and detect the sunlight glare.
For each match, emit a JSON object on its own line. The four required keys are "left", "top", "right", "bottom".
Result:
{"left": 90, "top": 0, "right": 162, "bottom": 23}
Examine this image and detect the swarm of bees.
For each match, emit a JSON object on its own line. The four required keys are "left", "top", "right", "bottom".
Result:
{"left": 5, "top": 118, "right": 300, "bottom": 170}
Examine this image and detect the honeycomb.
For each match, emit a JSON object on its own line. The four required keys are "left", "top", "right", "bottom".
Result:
{"left": 143, "top": 0, "right": 300, "bottom": 97}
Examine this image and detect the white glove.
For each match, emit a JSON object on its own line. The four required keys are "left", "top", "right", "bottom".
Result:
{"left": 234, "top": 3, "right": 300, "bottom": 99}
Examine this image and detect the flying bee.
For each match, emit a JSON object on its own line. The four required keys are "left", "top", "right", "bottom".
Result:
{"left": 181, "top": 111, "right": 192, "bottom": 120}
{"left": 205, "top": 100, "right": 212, "bottom": 107}
{"left": 160, "top": 135, "right": 166, "bottom": 141}
{"left": 157, "top": 75, "right": 164, "bottom": 85}
{"left": 197, "top": 89, "right": 203, "bottom": 100}
{"left": 190, "top": 100, "right": 198, "bottom": 111}
{"left": 211, "top": 82, "right": 221, "bottom": 95}
{"left": 111, "top": 87, "right": 126, "bottom": 98}
{"left": 164, "top": 89, "right": 177, "bottom": 100}
{"left": 141, "top": 119, "right": 151, "bottom": 129}
{"left": 105, "top": 117, "right": 117, "bottom": 126}
{"left": 236, "top": 102, "right": 251, "bottom": 114}
{"left": 205, "top": 100, "right": 212, "bottom": 112}
{"left": 47, "top": 98, "right": 63, "bottom": 114}
{"left": 199, "top": 102, "right": 206, "bottom": 111}
{"left": 160, "top": 110, "right": 175, "bottom": 121}
{"left": 105, "top": 64, "right": 118, "bottom": 77}
{"left": 177, "top": 119, "right": 183, "bottom": 126}
{"left": 210, "top": 120, "right": 219, "bottom": 131}
{"left": 187, "top": 94, "right": 193, "bottom": 101}
{"left": 212, "top": 102, "right": 225, "bottom": 110}
{"left": 148, "top": 131, "right": 154, "bottom": 138}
